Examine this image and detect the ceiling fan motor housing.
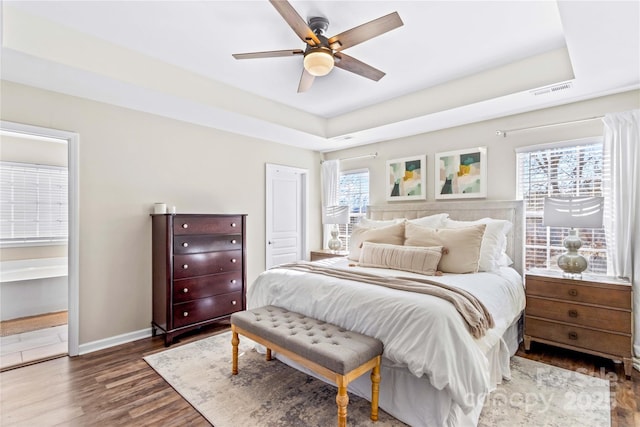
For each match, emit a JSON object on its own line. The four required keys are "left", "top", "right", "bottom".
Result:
{"left": 303, "top": 17, "right": 335, "bottom": 76}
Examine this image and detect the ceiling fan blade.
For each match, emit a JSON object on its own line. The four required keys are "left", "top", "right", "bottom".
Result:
{"left": 297, "top": 68, "right": 315, "bottom": 93}
{"left": 233, "top": 49, "right": 304, "bottom": 60}
{"left": 334, "top": 52, "right": 385, "bottom": 81}
{"left": 269, "top": 0, "right": 321, "bottom": 47}
{"left": 328, "top": 12, "right": 403, "bottom": 52}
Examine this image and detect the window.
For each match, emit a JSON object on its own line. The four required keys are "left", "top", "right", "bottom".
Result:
{"left": 0, "top": 161, "right": 68, "bottom": 246}
{"left": 337, "top": 169, "right": 369, "bottom": 249}
{"left": 516, "top": 140, "right": 607, "bottom": 274}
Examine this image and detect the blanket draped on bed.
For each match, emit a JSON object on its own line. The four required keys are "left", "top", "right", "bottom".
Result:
{"left": 276, "top": 262, "right": 495, "bottom": 338}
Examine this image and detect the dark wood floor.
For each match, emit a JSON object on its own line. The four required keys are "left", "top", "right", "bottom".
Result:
{"left": 1, "top": 321, "right": 638, "bottom": 426}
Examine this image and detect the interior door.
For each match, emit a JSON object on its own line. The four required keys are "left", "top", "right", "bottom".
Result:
{"left": 266, "top": 164, "right": 307, "bottom": 269}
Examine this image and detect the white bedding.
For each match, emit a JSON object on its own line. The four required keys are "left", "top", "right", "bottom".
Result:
{"left": 248, "top": 257, "right": 525, "bottom": 421}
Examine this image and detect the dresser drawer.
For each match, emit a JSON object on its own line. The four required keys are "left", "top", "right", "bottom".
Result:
{"left": 173, "top": 234, "right": 242, "bottom": 254}
{"left": 525, "top": 317, "right": 631, "bottom": 357}
{"left": 173, "top": 250, "right": 242, "bottom": 279}
{"left": 526, "top": 278, "right": 630, "bottom": 309}
{"left": 173, "top": 216, "right": 242, "bottom": 236}
{"left": 173, "top": 291, "right": 243, "bottom": 328}
{"left": 173, "top": 272, "right": 243, "bottom": 303}
{"left": 526, "top": 296, "right": 631, "bottom": 333}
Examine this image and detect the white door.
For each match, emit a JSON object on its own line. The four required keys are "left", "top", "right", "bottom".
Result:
{"left": 266, "top": 164, "right": 307, "bottom": 269}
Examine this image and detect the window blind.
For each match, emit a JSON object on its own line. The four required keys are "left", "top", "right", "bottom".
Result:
{"left": 0, "top": 161, "right": 68, "bottom": 245}
{"left": 337, "top": 169, "right": 369, "bottom": 250}
{"left": 516, "top": 142, "right": 607, "bottom": 274}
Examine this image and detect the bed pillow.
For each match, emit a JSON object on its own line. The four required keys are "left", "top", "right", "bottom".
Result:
{"left": 443, "top": 218, "right": 513, "bottom": 271}
{"left": 404, "top": 222, "right": 486, "bottom": 274}
{"left": 359, "top": 217, "right": 405, "bottom": 228}
{"left": 407, "top": 213, "right": 449, "bottom": 228}
{"left": 348, "top": 222, "right": 405, "bottom": 261}
{"left": 358, "top": 242, "right": 443, "bottom": 275}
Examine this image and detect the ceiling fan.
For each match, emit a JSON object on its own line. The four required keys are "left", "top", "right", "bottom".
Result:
{"left": 232, "top": 0, "right": 404, "bottom": 93}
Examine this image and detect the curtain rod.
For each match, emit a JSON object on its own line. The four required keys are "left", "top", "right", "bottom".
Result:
{"left": 496, "top": 116, "right": 604, "bottom": 137}
{"left": 321, "top": 152, "right": 378, "bottom": 163}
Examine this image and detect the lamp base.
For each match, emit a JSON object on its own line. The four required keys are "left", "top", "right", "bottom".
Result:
{"left": 327, "top": 226, "right": 342, "bottom": 252}
{"left": 557, "top": 229, "right": 588, "bottom": 278}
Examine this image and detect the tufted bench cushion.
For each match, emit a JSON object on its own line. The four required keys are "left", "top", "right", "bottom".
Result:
{"left": 231, "top": 305, "right": 383, "bottom": 374}
{"left": 230, "top": 305, "right": 383, "bottom": 427}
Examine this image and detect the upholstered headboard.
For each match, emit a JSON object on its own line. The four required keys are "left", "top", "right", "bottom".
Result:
{"left": 367, "top": 200, "right": 524, "bottom": 275}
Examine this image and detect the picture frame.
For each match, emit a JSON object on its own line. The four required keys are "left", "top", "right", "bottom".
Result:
{"left": 386, "top": 155, "right": 426, "bottom": 201}
{"left": 434, "top": 147, "right": 487, "bottom": 199}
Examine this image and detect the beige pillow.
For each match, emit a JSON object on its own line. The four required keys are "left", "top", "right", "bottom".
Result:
{"left": 348, "top": 222, "right": 405, "bottom": 261}
{"left": 443, "top": 218, "right": 512, "bottom": 272}
{"left": 404, "top": 222, "right": 486, "bottom": 273}
{"left": 359, "top": 242, "right": 443, "bottom": 275}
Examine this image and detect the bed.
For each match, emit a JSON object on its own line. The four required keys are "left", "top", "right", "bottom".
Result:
{"left": 248, "top": 200, "right": 526, "bottom": 427}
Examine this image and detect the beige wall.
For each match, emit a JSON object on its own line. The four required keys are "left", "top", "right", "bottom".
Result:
{"left": 324, "top": 90, "right": 640, "bottom": 202}
{"left": 0, "top": 134, "right": 68, "bottom": 261}
{"left": 0, "top": 81, "right": 322, "bottom": 344}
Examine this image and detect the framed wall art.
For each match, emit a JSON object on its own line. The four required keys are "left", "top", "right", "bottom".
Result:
{"left": 386, "top": 155, "right": 426, "bottom": 201}
{"left": 434, "top": 147, "right": 487, "bottom": 199}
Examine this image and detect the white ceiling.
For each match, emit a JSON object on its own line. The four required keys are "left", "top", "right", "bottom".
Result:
{"left": 2, "top": 1, "right": 639, "bottom": 152}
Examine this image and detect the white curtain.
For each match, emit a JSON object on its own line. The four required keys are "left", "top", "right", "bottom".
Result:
{"left": 321, "top": 159, "right": 340, "bottom": 249}
{"left": 602, "top": 109, "right": 640, "bottom": 371}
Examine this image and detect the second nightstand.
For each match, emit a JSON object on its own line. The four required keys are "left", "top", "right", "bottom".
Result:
{"left": 310, "top": 249, "right": 349, "bottom": 262}
{"left": 524, "top": 269, "right": 633, "bottom": 377}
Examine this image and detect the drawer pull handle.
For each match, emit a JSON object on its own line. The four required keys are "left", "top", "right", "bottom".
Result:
{"left": 231, "top": 239, "right": 237, "bottom": 244}
{"left": 231, "top": 279, "right": 237, "bottom": 284}
{"left": 568, "top": 332, "right": 578, "bottom": 340}
{"left": 183, "top": 288, "right": 189, "bottom": 293}
{"left": 182, "top": 223, "right": 189, "bottom": 229}
{"left": 231, "top": 300, "right": 237, "bottom": 305}
{"left": 231, "top": 259, "right": 237, "bottom": 263}
{"left": 182, "top": 242, "right": 189, "bottom": 247}
{"left": 182, "top": 264, "right": 189, "bottom": 269}
{"left": 231, "top": 222, "right": 237, "bottom": 227}
{"left": 568, "top": 289, "right": 578, "bottom": 297}
{"left": 568, "top": 309, "right": 578, "bottom": 318}
{"left": 183, "top": 311, "right": 189, "bottom": 317}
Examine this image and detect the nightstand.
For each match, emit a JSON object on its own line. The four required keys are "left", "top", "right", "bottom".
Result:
{"left": 524, "top": 269, "right": 633, "bottom": 377}
{"left": 310, "top": 249, "right": 348, "bottom": 262}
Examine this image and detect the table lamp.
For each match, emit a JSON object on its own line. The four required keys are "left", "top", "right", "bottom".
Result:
{"left": 323, "top": 205, "right": 349, "bottom": 252}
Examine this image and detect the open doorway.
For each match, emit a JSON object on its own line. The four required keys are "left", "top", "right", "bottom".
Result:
{"left": 0, "top": 121, "right": 79, "bottom": 370}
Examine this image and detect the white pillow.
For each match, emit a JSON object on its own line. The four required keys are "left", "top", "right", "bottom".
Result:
{"left": 348, "top": 222, "right": 405, "bottom": 261}
{"left": 407, "top": 213, "right": 449, "bottom": 228}
{"left": 443, "top": 218, "right": 513, "bottom": 271}
{"left": 359, "top": 217, "right": 405, "bottom": 228}
{"left": 358, "top": 242, "right": 443, "bottom": 275}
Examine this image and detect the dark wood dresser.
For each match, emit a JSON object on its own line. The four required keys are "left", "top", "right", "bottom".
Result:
{"left": 524, "top": 269, "right": 632, "bottom": 376}
{"left": 151, "top": 213, "right": 247, "bottom": 345}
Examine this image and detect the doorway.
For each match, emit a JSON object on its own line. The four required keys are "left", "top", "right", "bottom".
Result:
{"left": 0, "top": 121, "right": 79, "bottom": 366}
{"left": 265, "top": 164, "right": 308, "bottom": 269}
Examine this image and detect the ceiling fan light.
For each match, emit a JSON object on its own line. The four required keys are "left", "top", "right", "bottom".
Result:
{"left": 303, "top": 50, "right": 334, "bottom": 76}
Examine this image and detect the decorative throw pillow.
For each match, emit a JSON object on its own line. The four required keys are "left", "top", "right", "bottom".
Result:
{"left": 406, "top": 213, "right": 449, "bottom": 228}
{"left": 348, "top": 222, "right": 405, "bottom": 261}
{"left": 404, "top": 222, "right": 486, "bottom": 274}
{"left": 443, "top": 218, "right": 513, "bottom": 271}
{"left": 358, "top": 242, "right": 443, "bottom": 275}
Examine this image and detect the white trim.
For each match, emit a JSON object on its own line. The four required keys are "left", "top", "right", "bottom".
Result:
{"left": 78, "top": 328, "right": 152, "bottom": 355}
{"left": 514, "top": 136, "right": 603, "bottom": 154}
{"left": 0, "top": 120, "right": 80, "bottom": 357}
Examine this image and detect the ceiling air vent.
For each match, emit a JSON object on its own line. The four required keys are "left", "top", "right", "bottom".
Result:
{"left": 530, "top": 81, "right": 573, "bottom": 96}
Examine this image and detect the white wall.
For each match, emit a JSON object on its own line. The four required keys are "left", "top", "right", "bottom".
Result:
{"left": 0, "top": 81, "right": 322, "bottom": 345}
{"left": 324, "top": 90, "right": 640, "bottom": 203}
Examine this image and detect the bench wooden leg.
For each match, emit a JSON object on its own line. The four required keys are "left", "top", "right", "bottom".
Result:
{"left": 370, "top": 356, "right": 381, "bottom": 421}
{"left": 266, "top": 348, "right": 272, "bottom": 361}
{"left": 231, "top": 328, "right": 239, "bottom": 375}
{"left": 336, "top": 377, "right": 349, "bottom": 427}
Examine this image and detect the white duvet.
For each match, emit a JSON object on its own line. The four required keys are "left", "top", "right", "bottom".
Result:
{"left": 247, "top": 258, "right": 525, "bottom": 413}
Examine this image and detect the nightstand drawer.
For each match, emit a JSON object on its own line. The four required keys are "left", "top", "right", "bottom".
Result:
{"left": 526, "top": 317, "right": 631, "bottom": 357}
{"left": 526, "top": 277, "right": 630, "bottom": 309}
{"left": 526, "top": 296, "right": 631, "bottom": 333}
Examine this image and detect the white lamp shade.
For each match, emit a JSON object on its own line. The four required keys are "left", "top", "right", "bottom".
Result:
{"left": 543, "top": 196, "right": 604, "bottom": 228}
{"left": 303, "top": 50, "right": 334, "bottom": 76}
{"left": 323, "top": 205, "right": 350, "bottom": 225}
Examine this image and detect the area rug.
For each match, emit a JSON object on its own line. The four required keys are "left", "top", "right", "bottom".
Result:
{"left": 144, "top": 332, "right": 610, "bottom": 427}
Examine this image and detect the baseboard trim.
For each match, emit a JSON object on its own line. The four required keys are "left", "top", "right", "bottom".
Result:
{"left": 78, "top": 328, "right": 152, "bottom": 355}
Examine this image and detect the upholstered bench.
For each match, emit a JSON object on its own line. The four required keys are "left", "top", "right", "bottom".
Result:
{"left": 230, "top": 305, "right": 383, "bottom": 427}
